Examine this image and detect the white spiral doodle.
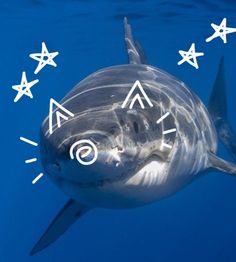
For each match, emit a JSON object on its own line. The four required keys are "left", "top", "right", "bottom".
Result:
{"left": 69, "top": 139, "right": 98, "bottom": 166}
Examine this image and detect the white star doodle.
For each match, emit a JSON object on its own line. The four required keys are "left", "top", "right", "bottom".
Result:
{"left": 29, "top": 42, "right": 59, "bottom": 74}
{"left": 177, "top": 43, "right": 204, "bottom": 69}
{"left": 206, "top": 18, "right": 236, "bottom": 44}
{"left": 12, "top": 72, "right": 39, "bottom": 102}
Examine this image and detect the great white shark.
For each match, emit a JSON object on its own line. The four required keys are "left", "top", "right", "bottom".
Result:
{"left": 31, "top": 18, "right": 236, "bottom": 255}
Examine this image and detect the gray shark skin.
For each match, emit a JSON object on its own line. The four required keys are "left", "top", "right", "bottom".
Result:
{"left": 31, "top": 18, "right": 236, "bottom": 255}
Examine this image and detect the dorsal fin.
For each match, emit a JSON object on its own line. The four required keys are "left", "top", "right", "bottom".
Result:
{"left": 208, "top": 57, "right": 236, "bottom": 161}
{"left": 124, "top": 17, "right": 147, "bottom": 64}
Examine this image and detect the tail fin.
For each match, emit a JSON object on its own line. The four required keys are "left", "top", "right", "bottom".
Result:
{"left": 208, "top": 57, "right": 236, "bottom": 161}
{"left": 124, "top": 17, "right": 147, "bottom": 64}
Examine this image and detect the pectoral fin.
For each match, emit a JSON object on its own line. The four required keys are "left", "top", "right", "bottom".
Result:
{"left": 208, "top": 152, "right": 236, "bottom": 175}
{"left": 30, "top": 199, "right": 90, "bottom": 255}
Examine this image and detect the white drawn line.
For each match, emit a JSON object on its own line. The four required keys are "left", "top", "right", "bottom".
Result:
{"left": 121, "top": 80, "right": 153, "bottom": 109}
{"left": 129, "top": 93, "right": 145, "bottom": 109}
{"left": 49, "top": 98, "right": 75, "bottom": 135}
{"left": 70, "top": 139, "right": 98, "bottom": 166}
{"left": 30, "top": 42, "right": 59, "bottom": 74}
{"left": 163, "top": 128, "right": 177, "bottom": 135}
{"left": 25, "top": 158, "right": 37, "bottom": 164}
{"left": 162, "top": 143, "right": 172, "bottom": 149}
{"left": 156, "top": 112, "right": 170, "bottom": 124}
{"left": 177, "top": 43, "right": 204, "bottom": 69}
{"left": 20, "top": 137, "right": 38, "bottom": 147}
{"left": 205, "top": 18, "right": 236, "bottom": 44}
{"left": 12, "top": 71, "right": 39, "bottom": 103}
{"left": 32, "top": 173, "right": 44, "bottom": 184}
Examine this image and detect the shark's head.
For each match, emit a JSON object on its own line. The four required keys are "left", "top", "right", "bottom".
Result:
{"left": 40, "top": 108, "right": 139, "bottom": 190}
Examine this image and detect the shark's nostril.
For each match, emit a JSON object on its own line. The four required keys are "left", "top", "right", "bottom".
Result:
{"left": 53, "top": 162, "right": 61, "bottom": 172}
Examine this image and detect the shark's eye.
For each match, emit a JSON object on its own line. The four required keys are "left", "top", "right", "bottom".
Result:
{"left": 133, "top": 121, "right": 139, "bottom": 133}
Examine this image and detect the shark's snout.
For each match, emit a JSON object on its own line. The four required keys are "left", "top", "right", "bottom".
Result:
{"left": 40, "top": 125, "right": 125, "bottom": 182}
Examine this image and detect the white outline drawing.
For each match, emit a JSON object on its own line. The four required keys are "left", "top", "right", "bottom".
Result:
{"left": 70, "top": 139, "right": 98, "bottom": 166}
{"left": 12, "top": 72, "right": 39, "bottom": 102}
{"left": 177, "top": 43, "right": 204, "bottom": 69}
{"left": 156, "top": 112, "right": 177, "bottom": 150}
{"left": 162, "top": 143, "right": 172, "bottom": 149}
{"left": 25, "top": 158, "right": 37, "bottom": 164}
{"left": 49, "top": 98, "right": 75, "bottom": 135}
{"left": 20, "top": 136, "right": 38, "bottom": 146}
{"left": 206, "top": 18, "right": 236, "bottom": 44}
{"left": 121, "top": 80, "right": 153, "bottom": 109}
{"left": 29, "top": 42, "right": 59, "bottom": 74}
{"left": 163, "top": 128, "right": 177, "bottom": 135}
{"left": 20, "top": 136, "right": 43, "bottom": 184}
{"left": 156, "top": 112, "right": 170, "bottom": 124}
{"left": 32, "top": 173, "right": 44, "bottom": 184}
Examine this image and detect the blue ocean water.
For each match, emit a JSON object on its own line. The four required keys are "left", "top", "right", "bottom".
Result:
{"left": 1, "top": 0, "right": 236, "bottom": 261}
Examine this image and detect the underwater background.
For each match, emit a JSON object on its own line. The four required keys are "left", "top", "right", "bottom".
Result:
{"left": 1, "top": 0, "right": 236, "bottom": 261}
